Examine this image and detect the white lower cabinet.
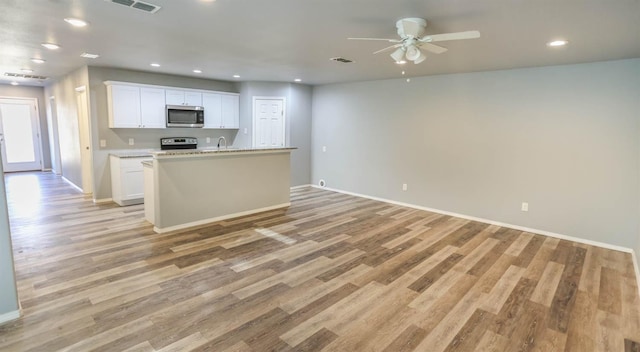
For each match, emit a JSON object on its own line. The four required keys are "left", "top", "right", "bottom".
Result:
{"left": 110, "top": 155, "right": 151, "bottom": 206}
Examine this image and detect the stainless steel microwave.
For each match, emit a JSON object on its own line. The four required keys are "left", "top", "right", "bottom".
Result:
{"left": 166, "top": 105, "right": 204, "bottom": 128}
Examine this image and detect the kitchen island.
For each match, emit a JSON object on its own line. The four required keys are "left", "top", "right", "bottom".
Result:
{"left": 144, "top": 147, "right": 295, "bottom": 233}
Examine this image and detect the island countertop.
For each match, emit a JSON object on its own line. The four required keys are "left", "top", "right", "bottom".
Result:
{"left": 151, "top": 146, "right": 296, "bottom": 158}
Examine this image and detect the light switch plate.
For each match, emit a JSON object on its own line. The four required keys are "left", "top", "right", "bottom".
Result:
{"left": 100, "top": 139, "right": 106, "bottom": 147}
{"left": 128, "top": 138, "right": 134, "bottom": 146}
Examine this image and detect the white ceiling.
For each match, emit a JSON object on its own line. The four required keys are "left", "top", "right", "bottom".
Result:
{"left": 1, "top": 0, "right": 639, "bottom": 86}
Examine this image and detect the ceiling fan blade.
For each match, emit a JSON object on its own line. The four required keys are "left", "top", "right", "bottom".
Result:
{"left": 419, "top": 42, "right": 448, "bottom": 54}
{"left": 422, "top": 30, "right": 480, "bottom": 42}
{"left": 373, "top": 44, "right": 402, "bottom": 55}
{"left": 348, "top": 37, "right": 401, "bottom": 42}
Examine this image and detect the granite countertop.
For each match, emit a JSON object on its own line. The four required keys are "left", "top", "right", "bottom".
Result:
{"left": 109, "top": 150, "right": 155, "bottom": 158}
{"left": 152, "top": 147, "right": 297, "bottom": 157}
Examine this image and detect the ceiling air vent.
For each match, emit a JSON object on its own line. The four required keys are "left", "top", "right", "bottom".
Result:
{"left": 106, "top": 0, "right": 161, "bottom": 13}
{"left": 330, "top": 57, "right": 354, "bottom": 63}
{"left": 5, "top": 72, "right": 48, "bottom": 80}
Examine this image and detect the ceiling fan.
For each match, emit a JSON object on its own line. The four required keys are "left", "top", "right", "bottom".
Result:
{"left": 349, "top": 18, "right": 480, "bottom": 64}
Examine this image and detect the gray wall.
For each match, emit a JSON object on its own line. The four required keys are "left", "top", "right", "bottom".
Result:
{"left": 0, "top": 84, "right": 52, "bottom": 169}
{"left": 44, "top": 66, "right": 89, "bottom": 187}
{"left": 312, "top": 59, "right": 640, "bottom": 249}
{"left": 237, "top": 82, "right": 312, "bottom": 186}
{"left": 86, "top": 66, "right": 241, "bottom": 200}
{"left": 0, "top": 158, "right": 19, "bottom": 318}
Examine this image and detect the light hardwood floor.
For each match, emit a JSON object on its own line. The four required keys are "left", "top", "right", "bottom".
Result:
{"left": 0, "top": 171, "right": 639, "bottom": 351}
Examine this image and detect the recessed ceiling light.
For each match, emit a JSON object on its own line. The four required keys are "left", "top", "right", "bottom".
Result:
{"left": 41, "top": 43, "right": 60, "bottom": 50}
{"left": 193, "top": 69, "right": 202, "bottom": 73}
{"left": 20, "top": 68, "right": 33, "bottom": 73}
{"left": 80, "top": 52, "right": 100, "bottom": 59}
{"left": 294, "top": 78, "right": 302, "bottom": 82}
{"left": 547, "top": 40, "right": 568, "bottom": 47}
{"left": 64, "top": 18, "right": 88, "bottom": 27}
{"left": 233, "top": 74, "right": 240, "bottom": 78}
{"left": 10, "top": 81, "right": 19, "bottom": 86}
{"left": 31, "top": 58, "right": 45, "bottom": 64}
{"left": 395, "top": 60, "right": 407, "bottom": 65}
{"left": 150, "top": 63, "right": 161, "bottom": 67}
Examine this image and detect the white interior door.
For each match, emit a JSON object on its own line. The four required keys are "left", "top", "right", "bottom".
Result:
{"left": 0, "top": 98, "right": 42, "bottom": 172}
{"left": 253, "top": 98, "right": 285, "bottom": 148}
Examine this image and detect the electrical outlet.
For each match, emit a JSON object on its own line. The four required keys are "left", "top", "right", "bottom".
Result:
{"left": 206, "top": 137, "right": 211, "bottom": 143}
{"left": 128, "top": 138, "right": 134, "bottom": 146}
{"left": 100, "top": 139, "right": 106, "bottom": 147}
{"left": 521, "top": 202, "right": 529, "bottom": 212}
{"left": 402, "top": 183, "right": 408, "bottom": 191}
{"left": 322, "top": 146, "right": 327, "bottom": 152}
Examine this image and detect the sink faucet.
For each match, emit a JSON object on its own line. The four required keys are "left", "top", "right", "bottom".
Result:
{"left": 217, "top": 136, "right": 227, "bottom": 150}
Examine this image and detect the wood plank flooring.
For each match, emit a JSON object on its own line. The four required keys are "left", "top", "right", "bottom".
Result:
{"left": 1, "top": 171, "right": 639, "bottom": 351}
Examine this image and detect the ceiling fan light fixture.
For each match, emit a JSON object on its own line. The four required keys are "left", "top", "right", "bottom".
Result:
{"left": 413, "top": 52, "right": 426, "bottom": 64}
{"left": 390, "top": 47, "right": 405, "bottom": 62}
{"left": 405, "top": 45, "right": 421, "bottom": 61}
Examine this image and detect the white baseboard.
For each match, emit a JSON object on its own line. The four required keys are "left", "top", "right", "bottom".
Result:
{"left": 93, "top": 198, "right": 113, "bottom": 204}
{"left": 0, "top": 310, "right": 20, "bottom": 325}
{"left": 153, "top": 202, "right": 291, "bottom": 234}
{"left": 313, "top": 185, "right": 633, "bottom": 254}
{"left": 290, "top": 184, "right": 312, "bottom": 190}
{"left": 61, "top": 177, "right": 83, "bottom": 193}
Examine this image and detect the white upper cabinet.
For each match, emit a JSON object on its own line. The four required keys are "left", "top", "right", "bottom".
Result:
{"left": 107, "top": 84, "right": 142, "bottom": 128}
{"left": 185, "top": 91, "right": 203, "bottom": 106}
{"left": 140, "top": 88, "right": 166, "bottom": 128}
{"left": 166, "top": 89, "right": 202, "bottom": 106}
{"left": 202, "top": 93, "right": 222, "bottom": 128}
{"left": 221, "top": 94, "right": 240, "bottom": 129}
{"left": 105, "top": 81, "right": 237, "bottom": 129}
{"left": 203, "top": 93, "right": 239, "bottom": 129}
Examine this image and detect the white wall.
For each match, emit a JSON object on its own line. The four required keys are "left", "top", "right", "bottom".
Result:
{"left": 0, "top": 158, "right": 19, "bottom": 320}
{"left": 312, "top": 59, "right": 640, "bottom": 249}
{"left": 44, "top": 66, "right": 89, "bottom": 188}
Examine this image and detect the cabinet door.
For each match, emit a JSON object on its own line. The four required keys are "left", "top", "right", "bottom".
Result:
{"left": 108, "top": 85, "right": 141, "bottom": 128}
{"left": 140, "top": 88, "right": 166, "bottom": 128}
{"left": 165, "top": 89, "right": 185, "bottom": 105}
{"left": 184, "top": 92, "right": 202, "bottom": 106}
{"left": 221, "top": 94, "right": 239, "bottom": 129}
{"left": 121, "top": 168, "right": 145, "bottom": 200}
{"left": 202, "top": 93, "right": 222, "bottom": 128}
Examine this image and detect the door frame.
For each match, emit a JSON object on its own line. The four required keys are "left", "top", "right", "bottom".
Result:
{"left": 0, "top": 96, "right": 44, "bottom": 172}
{"left": 75, "top": 86, "right": 94, "bottom": 194}
{"left": 47, "top": 96, "right": 62, "bottom": 175}
{"left": 252, "top": 96, "right": 286, "bottom": 148}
